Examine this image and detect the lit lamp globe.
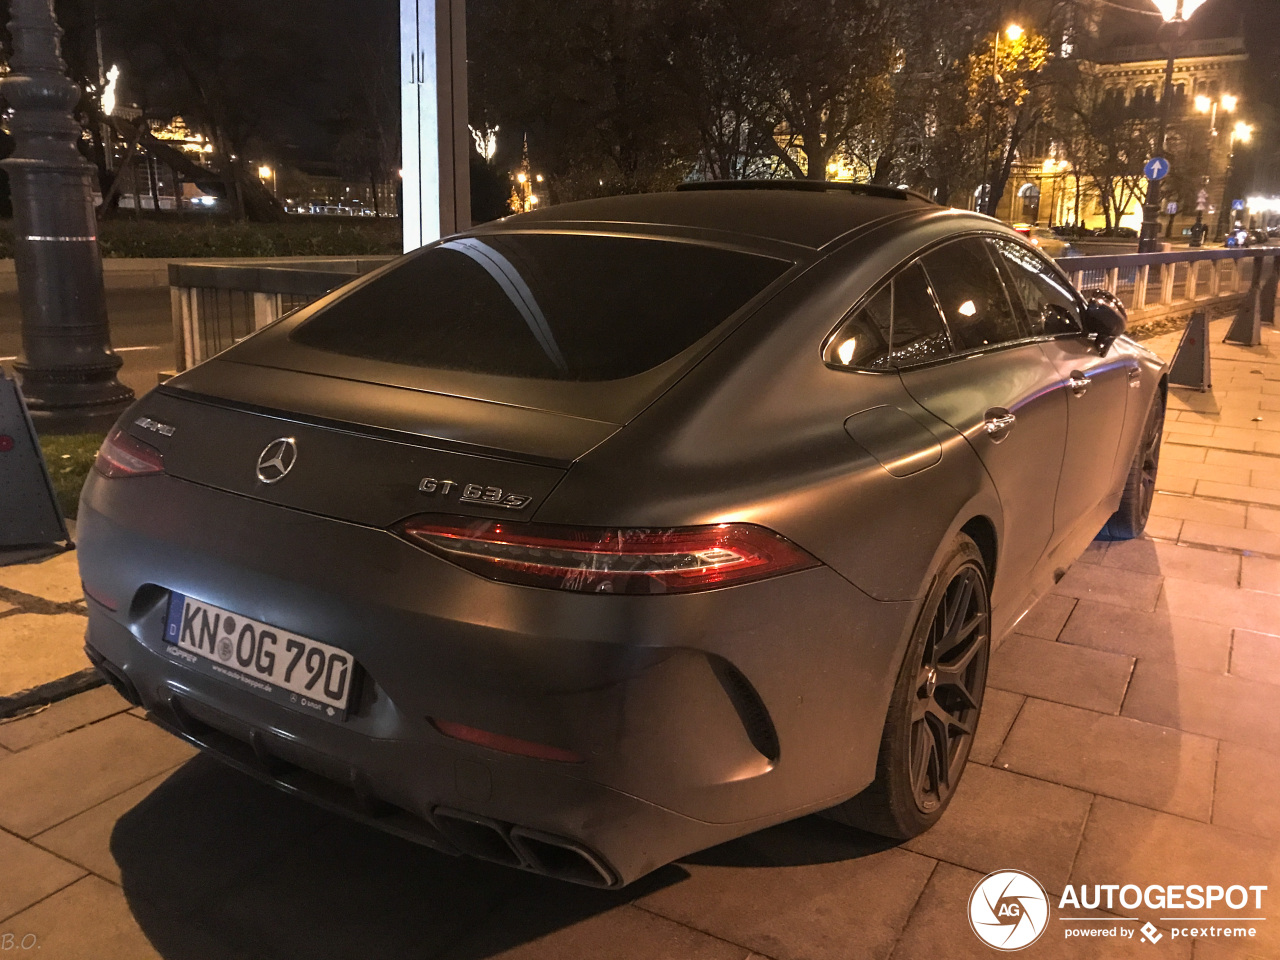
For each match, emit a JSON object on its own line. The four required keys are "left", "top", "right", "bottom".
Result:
{"left": 1150, "top": 0, "right": 1210, "bottom": 21}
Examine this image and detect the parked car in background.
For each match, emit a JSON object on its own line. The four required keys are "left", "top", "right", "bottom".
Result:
{"left": 1011, "top": 223, "right": 1078, "bottom": 259}
{"left": 78, "top": 182, "right": 1166, "bottom": 888}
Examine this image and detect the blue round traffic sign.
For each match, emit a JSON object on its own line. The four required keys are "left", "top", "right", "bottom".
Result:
{"left": 1143, "top": 157, "right": 1170, "bottom": 181}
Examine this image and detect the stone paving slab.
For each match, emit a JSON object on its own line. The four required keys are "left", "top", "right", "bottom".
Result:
{"left": 635, "top": 822, "right": 935, "bottom": 960}
{"left": 2, "top": 876, "right": 166, "bottom": 960}
{"left": 0, "top": 552, "right": 83, "bottom": 604}
{"left": 902, "top": 764, "right": 1092, "bottom": 895}
{"left": 0, "top": 713, "right": 196, "bottom": 837}
{"left": 1056, "top": 600, "right": 1231, "bottom": 673}
{"left": 0, "top": 686, "right": 129, "bottom": 752}
{"left": 443, "top": 903, "right": 755, "bottom": 960}
{"left": 0, "top": 827, "right": 85, "bottom": 925}
{"left": 1099, "top": 539, "right": 1241, "bottom": 587}
{"left": 1052, "top": 562, "right": 1164, "bottom": 612}
{"left": 1230, "top": 629, "right": 1280, "bottom": 686}
{"left": 0, "top": 614, "right": 92, "bottom": 700}
{"left": 995, "top": 698, "right": 1217, "bottom": 822}
{"left": 1158, "top": 576, "right": 1280, "bottom": 634}
{"left": 1123, "top": 660, "right": 1280, "bottom": 746}
{"left": 1014, "top": 594, "right": 1077, "bottom": 641}
{"left": 988, "top": 635, "right": 1134, "bottom": 714}
{"left": 1241, "top": 556, "right": 1280, "bottom": 594}
{"left": 1072, "top": 797, "right": 1279, "bottom": 950}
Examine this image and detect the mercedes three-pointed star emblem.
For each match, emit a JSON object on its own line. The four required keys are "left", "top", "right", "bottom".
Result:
{"left": 255, "top": 437, "right": 298, "bottom": 484}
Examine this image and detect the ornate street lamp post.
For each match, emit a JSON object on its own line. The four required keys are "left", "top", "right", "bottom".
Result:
{"left": 1, "top": 0, "right": 133, "bottom": 433}
{"left": 1138, "top": 0, "right": 1209, "bottom": 252}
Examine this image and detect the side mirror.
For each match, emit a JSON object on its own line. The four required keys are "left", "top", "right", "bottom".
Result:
{"left": 1080, "top": 288, "right": 1127, "bottom": 355}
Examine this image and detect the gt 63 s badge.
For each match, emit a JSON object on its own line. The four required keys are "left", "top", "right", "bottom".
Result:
{"left": 419, "top": 477, "right": 532, "bottom": 511}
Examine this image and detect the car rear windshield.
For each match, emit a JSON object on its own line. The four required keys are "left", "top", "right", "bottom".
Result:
{"left": 290, "top": 234, "right": 792, "bottom": 381}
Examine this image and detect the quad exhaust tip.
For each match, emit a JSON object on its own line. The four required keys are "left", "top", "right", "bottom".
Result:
{"left": 432, "top": 807, "right": 616, "bottom": 887}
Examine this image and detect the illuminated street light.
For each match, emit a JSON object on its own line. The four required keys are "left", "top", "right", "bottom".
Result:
{"left": 1150, "top": 0, "right": 1210, "bottom": 22}
{"left": 1232, "top": 121, "right": 1253, "bottom": 144}
{"left": 1005, "top": 23, "right": 1024, "bottom": 41}
{"left": 101, "top": 64, "right": 120, "bottom": 116}
{"left": 258, "top": 165, "right": 272, "bottom": 180}
{"left": 1196, "top": 93, "right": 1238, "bottom": 137}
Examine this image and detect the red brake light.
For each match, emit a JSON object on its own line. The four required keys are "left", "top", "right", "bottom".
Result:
{"left": 397, "top": 515, "right": 819, "bottom": 594}
{"left": 93, "top": 427, "right": 164, "bottom": 478}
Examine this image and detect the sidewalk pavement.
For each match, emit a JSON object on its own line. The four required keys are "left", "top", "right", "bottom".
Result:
{"left": 0, "top": 550, "right": 94, "bottom": 707}
{"left": 1, "top": 319, "right": 1279, "bottom": 959}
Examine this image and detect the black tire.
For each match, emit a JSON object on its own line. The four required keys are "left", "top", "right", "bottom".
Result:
{"left": 1099, "top": 391, "right": 1165, "bottom": 541}
{"left": 825, "top": 534, "right": 990, "bottom": 839}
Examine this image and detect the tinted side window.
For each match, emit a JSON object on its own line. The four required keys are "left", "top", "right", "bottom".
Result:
{"left": 891, "top": 262, "right": 952, "bottom": 366}
{"left": 920, "top": 238, "right": 1026, "bottom": 352}
{"left": 824, "top": 265, "right": 951, "bottom": 369}
{"left": 988, "top": 238, "right": 1083, "bottom": 337}
{"left": 824, "top": 284, "right": 893, "bottom": 368}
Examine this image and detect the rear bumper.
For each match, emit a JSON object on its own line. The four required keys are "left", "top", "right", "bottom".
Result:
{"left": 78, "top": 471, "right": 919, "bottom": 884}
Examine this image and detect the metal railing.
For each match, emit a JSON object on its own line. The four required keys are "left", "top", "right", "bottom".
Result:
{"left": 167, "top": 257, "right": 392, "bottom": 373}
{"left": 166, "top": 245, "right": 1280, "bottom": 374}
{"left": 1061, "top": 246, "right": 1280, "bottom": 321}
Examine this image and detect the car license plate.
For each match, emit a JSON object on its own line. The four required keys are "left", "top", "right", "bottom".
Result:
{"left": 163, "top": 593, "right": 355, "bottom": 720}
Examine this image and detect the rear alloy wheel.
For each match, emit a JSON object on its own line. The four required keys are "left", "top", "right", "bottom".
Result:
{"left": 1100, "top": 392, "right": 1165, "bottom": 541}
{"left": 825, "top": 535, "right": 990, "bottom": 839}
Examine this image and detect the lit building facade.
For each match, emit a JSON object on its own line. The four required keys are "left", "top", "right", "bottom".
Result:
{"left": 993, "top": 35, "right": 1249, "bottom": 238}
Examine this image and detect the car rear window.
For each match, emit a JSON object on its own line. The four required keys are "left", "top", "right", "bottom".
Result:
{"left": 290, "top": 234, "right": 792, "bottom": 381}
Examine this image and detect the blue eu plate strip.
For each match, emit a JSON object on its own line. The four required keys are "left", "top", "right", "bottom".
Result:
{"left": 164, "top": 592, "right": 186, "bottom": 645}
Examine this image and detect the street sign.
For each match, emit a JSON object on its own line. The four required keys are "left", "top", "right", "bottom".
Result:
{"left": 1144, "top": 157, "right": 1170, "bottom": 180}
{"left": 1232, "top": 199, "right": 1245, "bottom": 211}
{"left": 0, "top": 370, "right": 69, "bottom": 551}
{"left": 1165, "top": 202, "right": 1179, "bottom": 215}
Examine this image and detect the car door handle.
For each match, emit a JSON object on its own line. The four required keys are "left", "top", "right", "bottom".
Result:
{"left": 1068, "top": 372, "right": 1092, "bottom": 397}
{"left": 984, "top": 411, "right": 1017, "bottom": 442}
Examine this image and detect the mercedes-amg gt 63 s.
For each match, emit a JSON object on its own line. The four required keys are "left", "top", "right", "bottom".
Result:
{"left": 79, "top": 182, "right": 1165, "bottom": 888}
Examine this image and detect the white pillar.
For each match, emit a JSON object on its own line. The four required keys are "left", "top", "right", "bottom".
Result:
{"left": 401, "top": 0, "right": 469, "bottom": 253}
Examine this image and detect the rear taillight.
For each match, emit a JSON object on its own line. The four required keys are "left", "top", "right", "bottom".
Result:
{"left": 397, "top": 515, "right": 819, "bottom": 594}
{"left": 93, "top": 427, "right": 164, "bottom": 479}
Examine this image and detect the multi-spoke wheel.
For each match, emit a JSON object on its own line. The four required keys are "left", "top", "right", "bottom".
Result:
{"left": 825, "top": 533, "right": 990, "bottom": 839}
{"left": 907, "top": 565, "right": 988, "bottom": 814}
{"left": 1100, "top": 391, "right": 1165, "bottom": 541}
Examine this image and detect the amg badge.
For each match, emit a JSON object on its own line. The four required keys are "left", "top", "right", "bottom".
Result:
{"left": 418, "top": 477, "right": 533, "bottom": 510}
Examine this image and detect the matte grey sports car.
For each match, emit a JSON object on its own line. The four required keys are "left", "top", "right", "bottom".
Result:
{"left": 78, "top": 182, "right": 1166, "bottom": 888}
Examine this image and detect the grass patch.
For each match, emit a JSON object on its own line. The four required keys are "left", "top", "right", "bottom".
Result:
{"left": 0, "top": 216, "right": 402, "bottom": 259}
{"left": 38, "top": 432, "right": 106, "bottom": 521}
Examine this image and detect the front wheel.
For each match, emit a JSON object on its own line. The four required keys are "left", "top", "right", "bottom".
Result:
{"left": 1099, "top": 391, "right": 1165, "bottom": 541}
{"left": 825, "top": 534, "right": 990, "bottom": 839}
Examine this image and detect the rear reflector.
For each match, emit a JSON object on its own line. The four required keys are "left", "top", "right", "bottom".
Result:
{"left": 397, "top": 515, "right": 819, "bottom": 594}
{"left": 430, "top": 719, "right": 584, "bottom": 763}
{"left": 93, "top": 428, "right": 164, "bottom": 479}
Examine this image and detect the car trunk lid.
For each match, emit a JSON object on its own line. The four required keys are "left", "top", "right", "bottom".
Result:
{"left": 127, "top": 361, "right": 616, "bottom": 528}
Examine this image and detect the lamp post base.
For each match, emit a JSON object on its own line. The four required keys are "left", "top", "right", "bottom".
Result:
{"left": 1138, "top": 203, "right": 1164, "bottom": 253}
{"left": 17, "top": 360, "right": 133, "bottom": 435}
